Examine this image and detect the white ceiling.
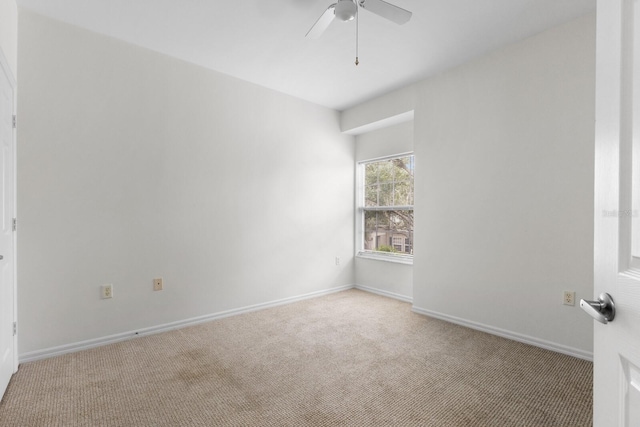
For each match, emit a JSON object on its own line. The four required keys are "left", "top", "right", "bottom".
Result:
{"left": 16, "top": 0, "right": 596, "bottom": 111}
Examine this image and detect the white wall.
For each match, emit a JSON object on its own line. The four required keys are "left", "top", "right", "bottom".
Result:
{"left": 0, "top": 0, "right": 17, "bottom": 79}
{"left": 355, "top": 121, "right": 413, "bottom": 300}
{"left": 355, "top": 122, "right": 413, "bottom": 161}
{"left": 345, "top": 13, "right": 596, "bottom": 358}
{"left": 17, "top": 11, "right": 355, "bottom": 356}
{"left": 342, "top": 85, "right": 417, "bottom": 134}
{"left": 414, "top": 14, "right": 595, "bottom": 358}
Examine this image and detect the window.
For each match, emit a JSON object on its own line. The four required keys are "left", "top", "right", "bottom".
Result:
{"left": 357, "top": 154, "right": 414, "bottom": 263}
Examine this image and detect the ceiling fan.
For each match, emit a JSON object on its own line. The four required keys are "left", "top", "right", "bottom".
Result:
{"left": 306, "top": 0, "right": 412, "bottom": 39}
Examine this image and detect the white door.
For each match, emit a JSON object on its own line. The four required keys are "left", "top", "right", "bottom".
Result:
{"left": 592, "top": 0, "right": 640, "bottom": 426}
{"left": 0, "top": 52, "right": 16, "bottom": 400}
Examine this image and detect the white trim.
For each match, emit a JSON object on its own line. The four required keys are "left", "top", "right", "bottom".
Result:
{"left": 355, "top": 284, "right": 412, "bottom": 303}
{"left": 21, "top": 286, "right": 591, "bottom": 364}
{"left": 411, "top": 305, "right": 593, "bottom": 362}
{"left": 0, "top": 46, "right": 17, "bottom": 375}
{"left": 361, "top": 205, "right": 414, "bottom": 212}
{"left": 355, "top": 153, "right": 415, "bottom": 260}
{"left": 356, "top": 151, "right": 414, "bottom": 165}
{"left": 356, "top": 252, "right": 413, "bottom": 265}
{"left": 19, "top": 284, "right": 354, "bottom": 363}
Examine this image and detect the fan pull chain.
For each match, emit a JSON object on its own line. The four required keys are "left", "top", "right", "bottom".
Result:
{"left": 355, "top": 4, "right": 359, "bottom": 66}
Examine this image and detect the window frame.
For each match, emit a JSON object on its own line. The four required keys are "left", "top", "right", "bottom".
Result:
{"left": 356, "top": 152, "right": 414, "bottom": 265}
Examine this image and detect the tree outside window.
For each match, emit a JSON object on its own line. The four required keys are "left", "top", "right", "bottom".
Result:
{"left": 359, "top": 155, "right": 414, "bottom": 260}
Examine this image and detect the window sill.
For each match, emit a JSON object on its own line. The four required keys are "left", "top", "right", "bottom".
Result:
{"left": 356, "top": 252, "right": 413, "bottom": 265}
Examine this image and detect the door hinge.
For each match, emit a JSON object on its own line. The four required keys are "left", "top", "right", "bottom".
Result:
{"left": 13, "top": 322, "right": 16, "bottom": 336}
{"left": 12, "top": 115, "right": 16, "bottom": 129}
{"left": 12, "top": 218, "right": 16, "bottom": 232}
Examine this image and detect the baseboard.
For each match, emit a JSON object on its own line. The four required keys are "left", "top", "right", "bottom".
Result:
{"left": 411, "top": 306, "right": 593, "bottom": 362}
{"left": 354, "top": 284, "right": 413, "bottom": 303}
{"left": 19, "top": 284, "right": 355, "bottom": 363}
{"left": 23, "top": 287, "right": 590, "bottom": 364}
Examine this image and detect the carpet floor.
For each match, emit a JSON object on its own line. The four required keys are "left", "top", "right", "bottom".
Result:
{"left": 0, "top": 289, "right": 592, "bottom": 426}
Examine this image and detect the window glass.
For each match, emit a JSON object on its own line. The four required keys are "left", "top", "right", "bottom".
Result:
{"left": 358, "top": 155, "right": 414, "bottom": 260}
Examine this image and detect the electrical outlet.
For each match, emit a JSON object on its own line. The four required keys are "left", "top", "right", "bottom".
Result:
{"left": 153, "top": 278, "right": 163, "bottom": 291}
{"left": 563, "top": 291, "right": 575, "bottom": 306}
{"left": 101, "top": 284, "right": 113, "bottom": 299}
{"left": 335, "top": 257, "right": 340, "bottom": 266}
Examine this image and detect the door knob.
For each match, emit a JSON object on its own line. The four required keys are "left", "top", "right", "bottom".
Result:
{"left": 580, "top": 293, "right": 615, "bottom": 324}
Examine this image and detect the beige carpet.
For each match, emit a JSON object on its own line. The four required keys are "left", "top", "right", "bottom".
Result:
{"left": 0, "top": 289, "right": 592, "bottom": 426}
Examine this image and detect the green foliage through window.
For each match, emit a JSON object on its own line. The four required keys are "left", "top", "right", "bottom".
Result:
{"left": 360, "top": 155, "right": 414, "bottom": 258}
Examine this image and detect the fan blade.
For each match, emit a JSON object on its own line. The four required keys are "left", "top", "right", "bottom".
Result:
{"left": 306, "top": 4, "right": 337, "bottom": 39}
{"left": 358, "top": 0, "right": 412, "bottom": 25}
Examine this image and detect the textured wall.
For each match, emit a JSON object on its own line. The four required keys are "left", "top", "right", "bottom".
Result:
{"left": 17, "top": 11, "right": 355, "bottom": 355}
{"left": 413, "top": 13, "right": 595, "bottom": 357}
{"left": 355, "top": 121, "right": 414, "bottom": 300}
{"left": 343, "top": 13, "right": 596, "bottom": 358}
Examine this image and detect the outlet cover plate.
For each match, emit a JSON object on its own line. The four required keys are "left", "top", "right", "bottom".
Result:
{"left": 153, "top": 278, "right": 163, "bottom": 291}
{"left": 563, "top": 291, "right": 575, "bottom": 306}
{"left": 101, "top": 284, "right": 113, "bottom": 299}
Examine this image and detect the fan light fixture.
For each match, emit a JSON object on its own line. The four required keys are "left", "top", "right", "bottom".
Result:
{"left": 334, "top": 0, "right": 357, "bottom": 21}
{"left": 306, "top": 0, "right": 413, "bottom": 65}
